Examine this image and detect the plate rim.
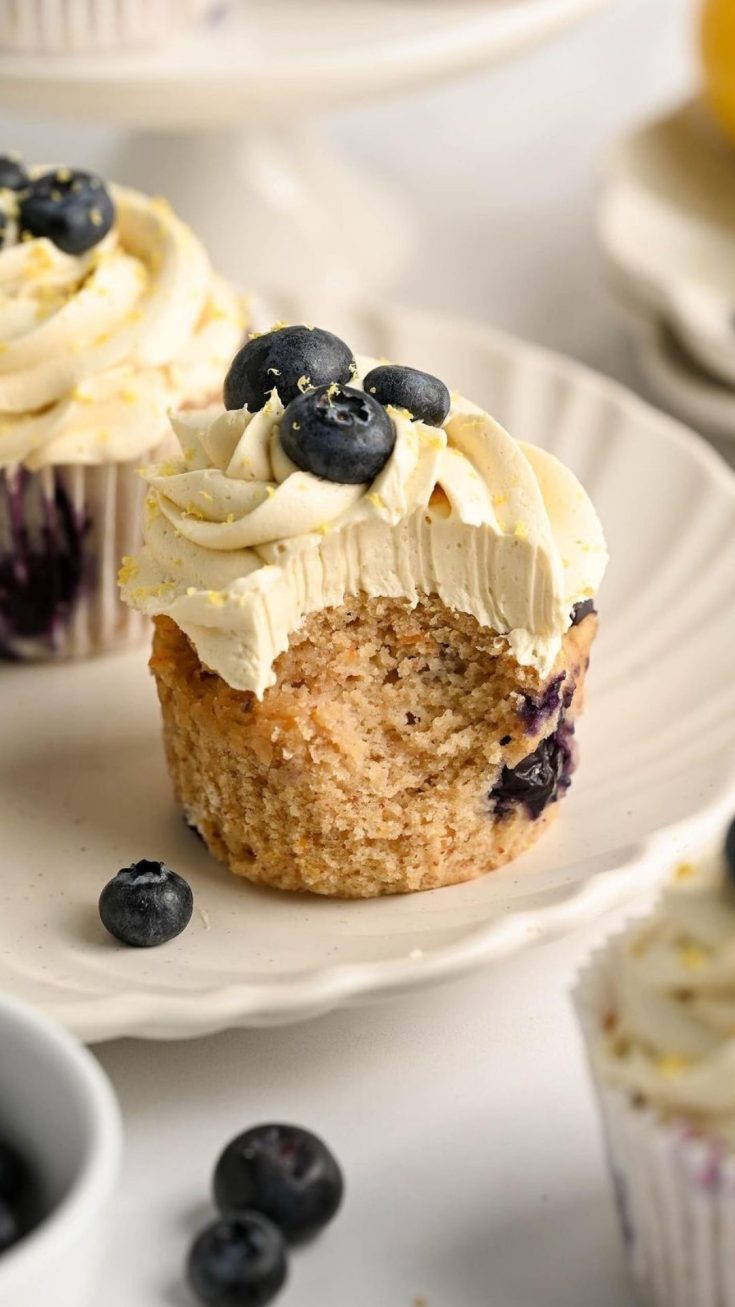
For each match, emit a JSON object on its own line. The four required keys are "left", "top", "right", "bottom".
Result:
{"left": 8, "top": 304, "right": 735, "bottom": 1042}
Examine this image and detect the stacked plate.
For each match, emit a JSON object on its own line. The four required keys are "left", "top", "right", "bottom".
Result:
{"left": 598, "top": 99, "right": 735, "bottom": 441}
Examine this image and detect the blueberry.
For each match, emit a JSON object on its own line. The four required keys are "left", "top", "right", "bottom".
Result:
{"left": 0, "top": 1199, "right": 21, "bottom": 1256}
{"left": 570, "top": 599, "right": 596, "bottom": 627}
{"left": 0, "top": 1140, "right": 29, "bottom": 1208}
{"left": 362, "top": 364, "right": 451, "bottom": 427}
{"left": 224, "top": 326, "right": 355, "bottom": 413}
{"left": 725, "top": 817, "right": 735, "bottom": 883}
{"left": 187, "top": 1213, "right": 287, "bottom": 1307}
{"left": 280, "top": 385, "right": 395, "bottom": 485}
{"left": 98, "top": 859, "right": 193, "bottom": 948}
{"left": 491, "top": 720, "right": 575, "bottom": 820}
{"left": 19, "top": 168, "right": 114, "bottom": 255}
{"left": 0, "top": 155, "right": 27, "bottom": 191}
{"left": 213, "top": 1125, "right": 344, "bottom": 1243}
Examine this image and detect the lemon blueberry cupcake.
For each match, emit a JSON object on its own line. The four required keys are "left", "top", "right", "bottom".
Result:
{"left": 121, "top": 324, "right": 608, "bottom": 898}
{"left": 576, "top": 819, "right": 735, "bottom": 1307}
{"left": 0, "top": 155, "right": 245, "bottom": 660}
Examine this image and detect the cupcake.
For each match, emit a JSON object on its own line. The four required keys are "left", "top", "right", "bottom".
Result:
{"left": 0, "top": 0, "right": 231, "bottom": 54}
{"left": 0, "top": 155, "right": 245, "bottom": 660}
{"left": 120, "top": 324, "right": 608, "bottom": 897}
{"left": 576, "top": 820, "right": 735, "bottom": 1307}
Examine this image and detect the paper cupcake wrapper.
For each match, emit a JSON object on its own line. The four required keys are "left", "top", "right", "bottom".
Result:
{"left": 0, "top": 455, "right": 159, "bottom": 661}
{"left": 575, "top": 949, "right": 735, "bottom": 1307}
{"left": 0, "top": 0, "right": 229, "bottom": 53}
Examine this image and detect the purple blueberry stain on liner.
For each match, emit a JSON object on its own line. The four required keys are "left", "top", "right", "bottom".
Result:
{"left": 0, "top": 468, "right": 89, "bottom": 657}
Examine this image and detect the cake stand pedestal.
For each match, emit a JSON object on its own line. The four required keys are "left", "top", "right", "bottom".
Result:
{"left": 0, "top": 0, "right": 618, "bottom": 295}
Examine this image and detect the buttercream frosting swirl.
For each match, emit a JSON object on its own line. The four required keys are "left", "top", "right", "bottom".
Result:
{"left": 594, "top": 849, "right": 735, "bottom": 1146}
{"left": 0, "top": 182, "right": 245, "bottom": 470}
{"left": 121, "top": 356, "right": 607, "bottom": 697}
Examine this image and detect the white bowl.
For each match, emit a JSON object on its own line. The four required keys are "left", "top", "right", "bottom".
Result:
{"left": 0, "top": 993, "right": 122, "bottom": 1307}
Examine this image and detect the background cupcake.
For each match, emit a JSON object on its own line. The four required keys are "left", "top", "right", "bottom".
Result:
{"left": 576, "top": 820, "right": 735, "bottom": 1307}
{"left": 0, "top": 156, "right": 245, "bottom": 660}
{"left": 0, "top": 0, "right": 231, "bottom": 54}
{"left": 121, "top": 324, "right": 608, "bottom": 897}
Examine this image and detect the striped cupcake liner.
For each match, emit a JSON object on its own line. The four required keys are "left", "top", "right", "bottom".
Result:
{"left": 0, "top": 0, "right": 229, "bottom": 53}
{"left": 575, "top": 949, "right": 735, "bottom": 1307}
{"left": 0, "top": 455, "right": 156, "bottom": 661}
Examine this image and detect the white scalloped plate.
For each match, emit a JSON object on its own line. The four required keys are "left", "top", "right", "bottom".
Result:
{"left": 2, "top": 303, "right": 734, "bottom": 1042}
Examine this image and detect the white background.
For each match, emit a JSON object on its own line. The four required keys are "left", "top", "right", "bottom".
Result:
{"left": 0, "top": 0, "right": 716, "bottom": 1302}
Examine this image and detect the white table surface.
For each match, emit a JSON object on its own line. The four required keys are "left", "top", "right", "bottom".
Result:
{"left": 0, "top": 0, "right": 720, "bottom": 1303}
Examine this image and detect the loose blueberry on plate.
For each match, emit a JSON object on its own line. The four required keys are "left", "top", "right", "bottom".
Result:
{"left": 19, "top": 168, "right": 114, "bottom": 255}
{"left": 98, "top": 859, "right": 193, "bottom": 948}
{"left": 224, "top": 325, "right": 355, "bottom": 413}
{"left": 213, "top": 1124, "right": 344, "bottom": 1244}
{"left": 0, "top": 154, "right": 28, "bottom": 191}
{"left": 362, "top": 363, "right": 451, "bottom": 427}
{"left": 281, "top": 384, "right": 395, "bottom": 484}
{"left": 187, "top": 1213, "right": 287, "bottom": 1307}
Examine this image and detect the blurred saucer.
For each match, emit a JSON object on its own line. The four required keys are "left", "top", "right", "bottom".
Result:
{"left": 598, "top": 99, "right": 735, "bottom": 392}
{"left": 613, "top": 286, "right": 735, "bottom": 441}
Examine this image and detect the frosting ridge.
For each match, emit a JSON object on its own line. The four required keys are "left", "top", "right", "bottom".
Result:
{"left": 121, "top": 356, "right": 608, "bottom": 696}
{"left": 595, "top": 850, "right": 735, "bottom": 1145}
{"left": 0, "top": 183, "right": 245, "bottom": 470}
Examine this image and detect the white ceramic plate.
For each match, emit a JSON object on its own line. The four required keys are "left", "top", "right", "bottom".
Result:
{"left": 0, "top": 0, "right": 618, "bottom": 126}
{"left": 2, "top": 303, "right": 734, "bottom": 1042}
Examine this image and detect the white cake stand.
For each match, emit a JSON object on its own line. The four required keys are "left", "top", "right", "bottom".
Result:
{"left": 0, "top": 0, "right": 617, "bottom": 295}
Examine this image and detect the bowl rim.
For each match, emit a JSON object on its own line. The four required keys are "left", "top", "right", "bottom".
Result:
{"left": 0, "top": 990, "right": 122, "bottom": 1291}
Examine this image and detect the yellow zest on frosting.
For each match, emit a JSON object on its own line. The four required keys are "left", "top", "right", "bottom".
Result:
{"left": 0, "top": 179, "right": 245, "bottom": 471}
{"left": 120, "top": 354, "right": 608, "bottom": 697}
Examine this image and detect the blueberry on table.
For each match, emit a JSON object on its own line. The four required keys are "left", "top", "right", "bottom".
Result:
{"left": 19, "top": 168, "right": 114, "bottom": 255}
{"left": 0, "top": 1198, "right": 21, "bottom": 1256}
{"left": 187, "top": 1213, "right": 287, "bottom": 1307}
{"left": 98, "top": 859, "right": 193, "bottom": 948}
{"left": 726, "top": 817, "right": 735, "bottom": 882}
{"left": 281, "top": 384, "right": 395, "bottom": 485}
{"left": 213, "top": 1124, "right": 344, "bottom": 1243}
{"left": 362, "top": 363, "right": 451, "bottom": 427}
{"left": 0, "top": 1139, "right": 30, "bottom": 1207}
{"left": 0, "top": 154, "right": 28, "bottom": 190}
{"left": 224, "top": 325, "right": 355, "bottom": 413}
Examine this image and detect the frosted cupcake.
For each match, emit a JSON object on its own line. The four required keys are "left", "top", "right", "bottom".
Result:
{"left": 576, "top": 820, "right": 735, "bottom": 1307}
{"left": 0, "top": 1, "right": 231, "bottom": 53}
{"left": 0, "top": 156, "right": 245, "bottom": 660}
{"left": 121, "top": 324, "right": 608, "bottom": 897}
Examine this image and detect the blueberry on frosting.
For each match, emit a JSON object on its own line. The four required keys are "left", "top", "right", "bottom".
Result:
{"left": 19, "top": 168, "right": 114, "bottom": 255}
{"left": 280, "top": 384, "right": 396, "bottom": 484}
{"left": 224, "top": 325, "right": 355, "bottom": 413}
{"left": 362, "top": 364, "right": 451, "bottom": 427}
{"left": 0, "top": 154, "right": 27, "bottom": 191}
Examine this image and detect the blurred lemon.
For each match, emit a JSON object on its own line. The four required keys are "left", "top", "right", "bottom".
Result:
{"left": 701, "top": 0, "right": 735, "bottom": 144}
